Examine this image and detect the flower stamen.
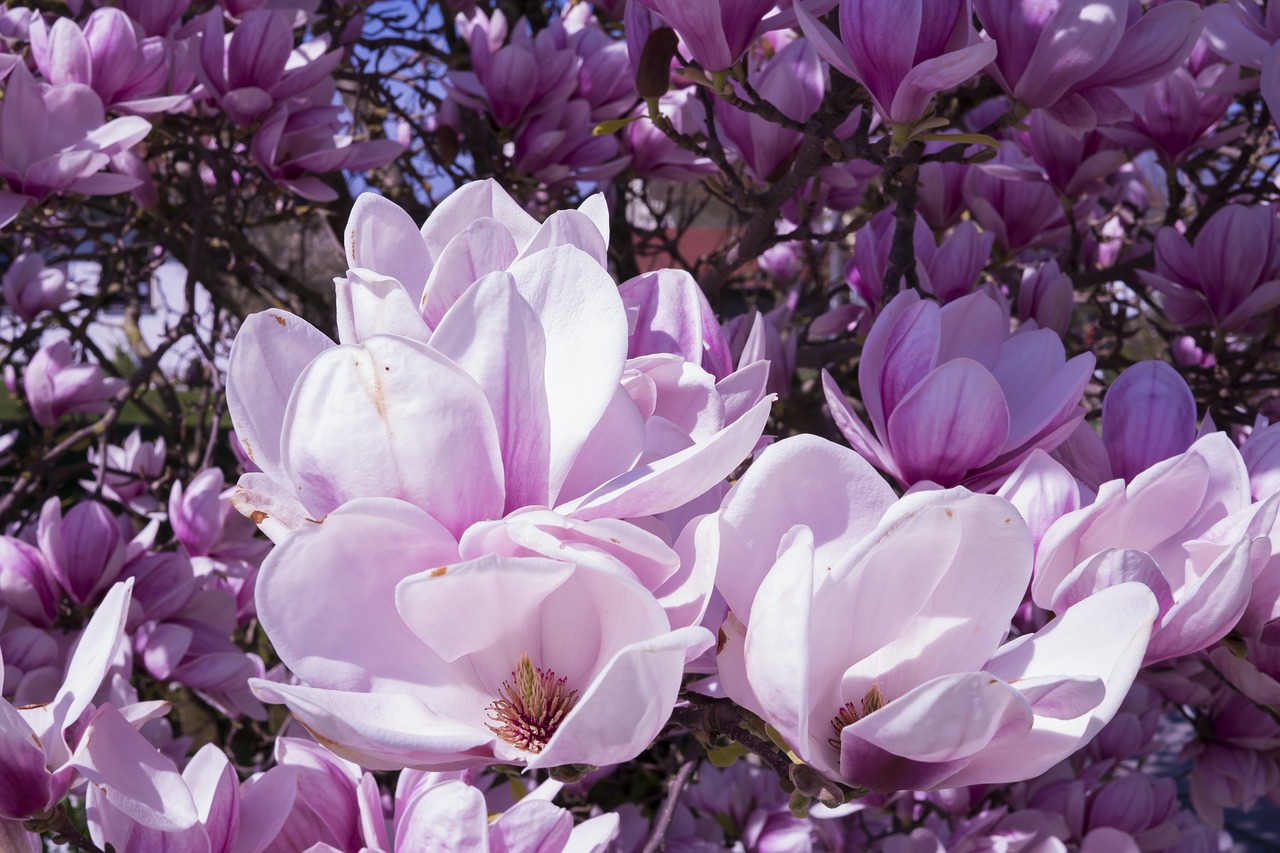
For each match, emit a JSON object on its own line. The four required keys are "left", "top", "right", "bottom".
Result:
{"left": 487, "top": 652, "right": 579, "bottom": 754}
{"left": 827, "top": 683, "right": 886, "bottom": 750}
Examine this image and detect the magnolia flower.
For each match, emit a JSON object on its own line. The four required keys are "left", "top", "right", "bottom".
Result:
{"left": 824, "top": 289, "right": 1093, "bottom": 490}
{"left": 1136, "top": 204, "right": 1280, "bottom": 332}
{"left": 710, "top": 436, "right": 1157, "bottom": 792}
{"left": 194, "top": 8, "right": 341, "bottom": 126}
{"left": 36, "top": 497, "right": 127, "bottom": 605}
{"left": 0, "top": 580, "right": 198, "bottom": 831}
{"left": 2, "top": 252, "right": 73, "bottom": 322}
{"left": 714, "top": 37, "right": 824, "bottom": 184}
{"left": 1034, "top": 434, "right": 1271, "bottom": 663}
{"left": 29, "top": 8, "right": 189, "bottom": 113}
{"left": 0, "top": 64, "right": 151, "bottom": 227}
{"left": 251, "top": 102, "right": 404, "bottom": 202}
{"left": 249, "top": 499, "right": 712, "bottom": 771}
{"left": 845, "top": 209, "right": 993, "bottom": 313}
{"left": 227, "top": 182, "right": 770, "bottom": 543}
{"left": 82, "top": 428, "right": 166, "bottom": 515}
{"left": 974, "top": 0, "right": 1204, "bottom": 133}
{"left": 23, "top": 339, "right": 126, "bottom": 428}
{"left": 796, "top": 0, "right": 997, "bottom": 126}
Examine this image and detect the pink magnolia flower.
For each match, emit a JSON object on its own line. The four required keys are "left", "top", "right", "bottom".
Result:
{"left": 194, "top": 8, "right": 341, "bottom": 126}
{"left": 24, "top": 339, "right": 126, "bottom": 428}
{"left": 623, "top": 88, "right": 716, "bottom": 182}
{"left": 711, "top": 435, "right": 1157, "bottom": 793}
{"left": 227, "top": 182, "right": 770, "bottom": 542}
{"left": 824, "top": 289, "right": 1093, "bottom": 490}
{"left": 445, "top": 10, "right": 632, "bottom": 187}
{"left": 1034, "top": 434, "right": 1269, "bottom": 664}
{"left": 973, "top": 0, "right": 1205, "bottom": 133}
{"left": 714, "top": 36, "right": 825, "bottom": 184}
{"left": 0, "top": 580, "right": 199, "bottom": 831}
{"left": 29, "top": 8, "right": 190, "bottom": 114}
{"left": 82, "top": 428, "right": 166, "bottom": 515}
{"left": 248, "top": 499, "right": 712, "bottom": 772}
{"left": 2, "top": 251, "right": 73, "bottom": 323}
{"left": 845, "top": 209, "right": 993, "bottom": 314}
{"left": 36, "top": 497, "right": 128, "bottom": 605}
{"left": 796, "top": 0, "right": 997, "bottom": 125}
{"left": 250, "top": 102, "right": 404, "bottom": 202}
{"left": 1099, "top": 61, "right": 1236, "bottom": 166}
{"left": 963, "top": 143, "right": 1075, "bottom": 254}
{"left": 1136, "top": 203, "right": 1280, "bottom": 332}
{"left": 0, "top": 64, "right": 151, "bottom": 227}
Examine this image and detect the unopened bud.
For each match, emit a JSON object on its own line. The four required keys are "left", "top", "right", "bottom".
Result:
{"left": 637, "top": 27, "right": 679, "bottom": 99}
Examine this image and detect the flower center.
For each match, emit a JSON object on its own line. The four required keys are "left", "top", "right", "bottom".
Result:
{"left": 827, "top": 683, "right": 885, "bottom": 750}
{"left": 486, "top": 652, "right": 579, "bottom": 754}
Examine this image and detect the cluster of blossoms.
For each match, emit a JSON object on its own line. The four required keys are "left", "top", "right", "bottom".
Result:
{"left": 5, "top": 0, "right": 1280, "bottom": 850}
{"left": 0, "top": 0, "right": 400, "bottom": 221}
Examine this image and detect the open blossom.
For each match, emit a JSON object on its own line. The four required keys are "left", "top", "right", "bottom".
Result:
{"left": 0, "top": 580, "right": 199, "bottom": 832}
{"left": 1136, "top": 203, "right": 1280, "bottom": 332}
{"left": 974, "top": 0, "right": 1205, "bottom": 132}
{"left": 710, "top": 435, "right": 1157, "bottom": 792}
{"left": 29, "top": 8, "right": 191, "bottom": 114}
{"left": 1034, "top": 434, "right": 1270, "bottom": 664}
{"left": 0, "top": 64, "right": 151, "bottom": 227}
{"left": 227, "top": 181, "right": 770, "bottom": 543}
{"left": 194, "top": 8, "right": 341, "bottom": 127}
{"left": 824, "top": 289, "right": 1093, "bottom": 490}
{"left": 796, "top": 0, "right": 997, "bottom": 126}
{"left": 249, "top": 499, "right": 712, "bottom": 771}
{"left": 83, "top": 428, "right": 166, "bottom": 515}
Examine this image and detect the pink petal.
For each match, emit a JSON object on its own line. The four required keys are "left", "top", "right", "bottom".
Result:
{"left": 256, "top": 498, "right": 459, "bottom": 694}
{"left": 885, "top": 359, "right": 1010, "bottom": 486}
{"left": 66, "top": 704, "right": 198, "bottom": 832}
{"left": 430, "top": 273, "right": 552, "bottom": 510}
{"left": 504, "top": 246, "right": 628, "bottom": 502}
{"left": 421, "top": 178, "right": 540, "bottom": 262}
{"left": 561, "top": 395, "right": 771, "bottom": 521}
{"left": 395, "top": 553, "right": 573, "bottom": 663}
{"left": 280, "top": 335, "right": 504, "bottom": 535}
{"left": 345, "top": 193, "right": 433, "bottom": 305}
{"left": 248, "top": 681, "right": 496, "bottom": 772}
{"left": 226, "top": 310, "right": 334, "bottom": 485}
{"left": 742, "top": 526, "right": 815, "bottom": 763}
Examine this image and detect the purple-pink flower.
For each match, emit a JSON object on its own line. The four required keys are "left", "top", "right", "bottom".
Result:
{"left": 824, "top": 289, "right": 1093, "bottom": 490}
{"left": 797, "top": 0, "right": 997, "bottom": 126}
{"left": 974, "top": 0, "right": 1205, "bottom": 133}
{"left": 1136, "top": 203, "right": 1280, "bottom": 331}
{"left": 710, "top": 435, "right": 1156, "bottom": 792}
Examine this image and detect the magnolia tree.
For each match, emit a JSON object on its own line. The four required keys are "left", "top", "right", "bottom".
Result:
{"left": 4, "top": 0, "right": 1280, "bottom": 850}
